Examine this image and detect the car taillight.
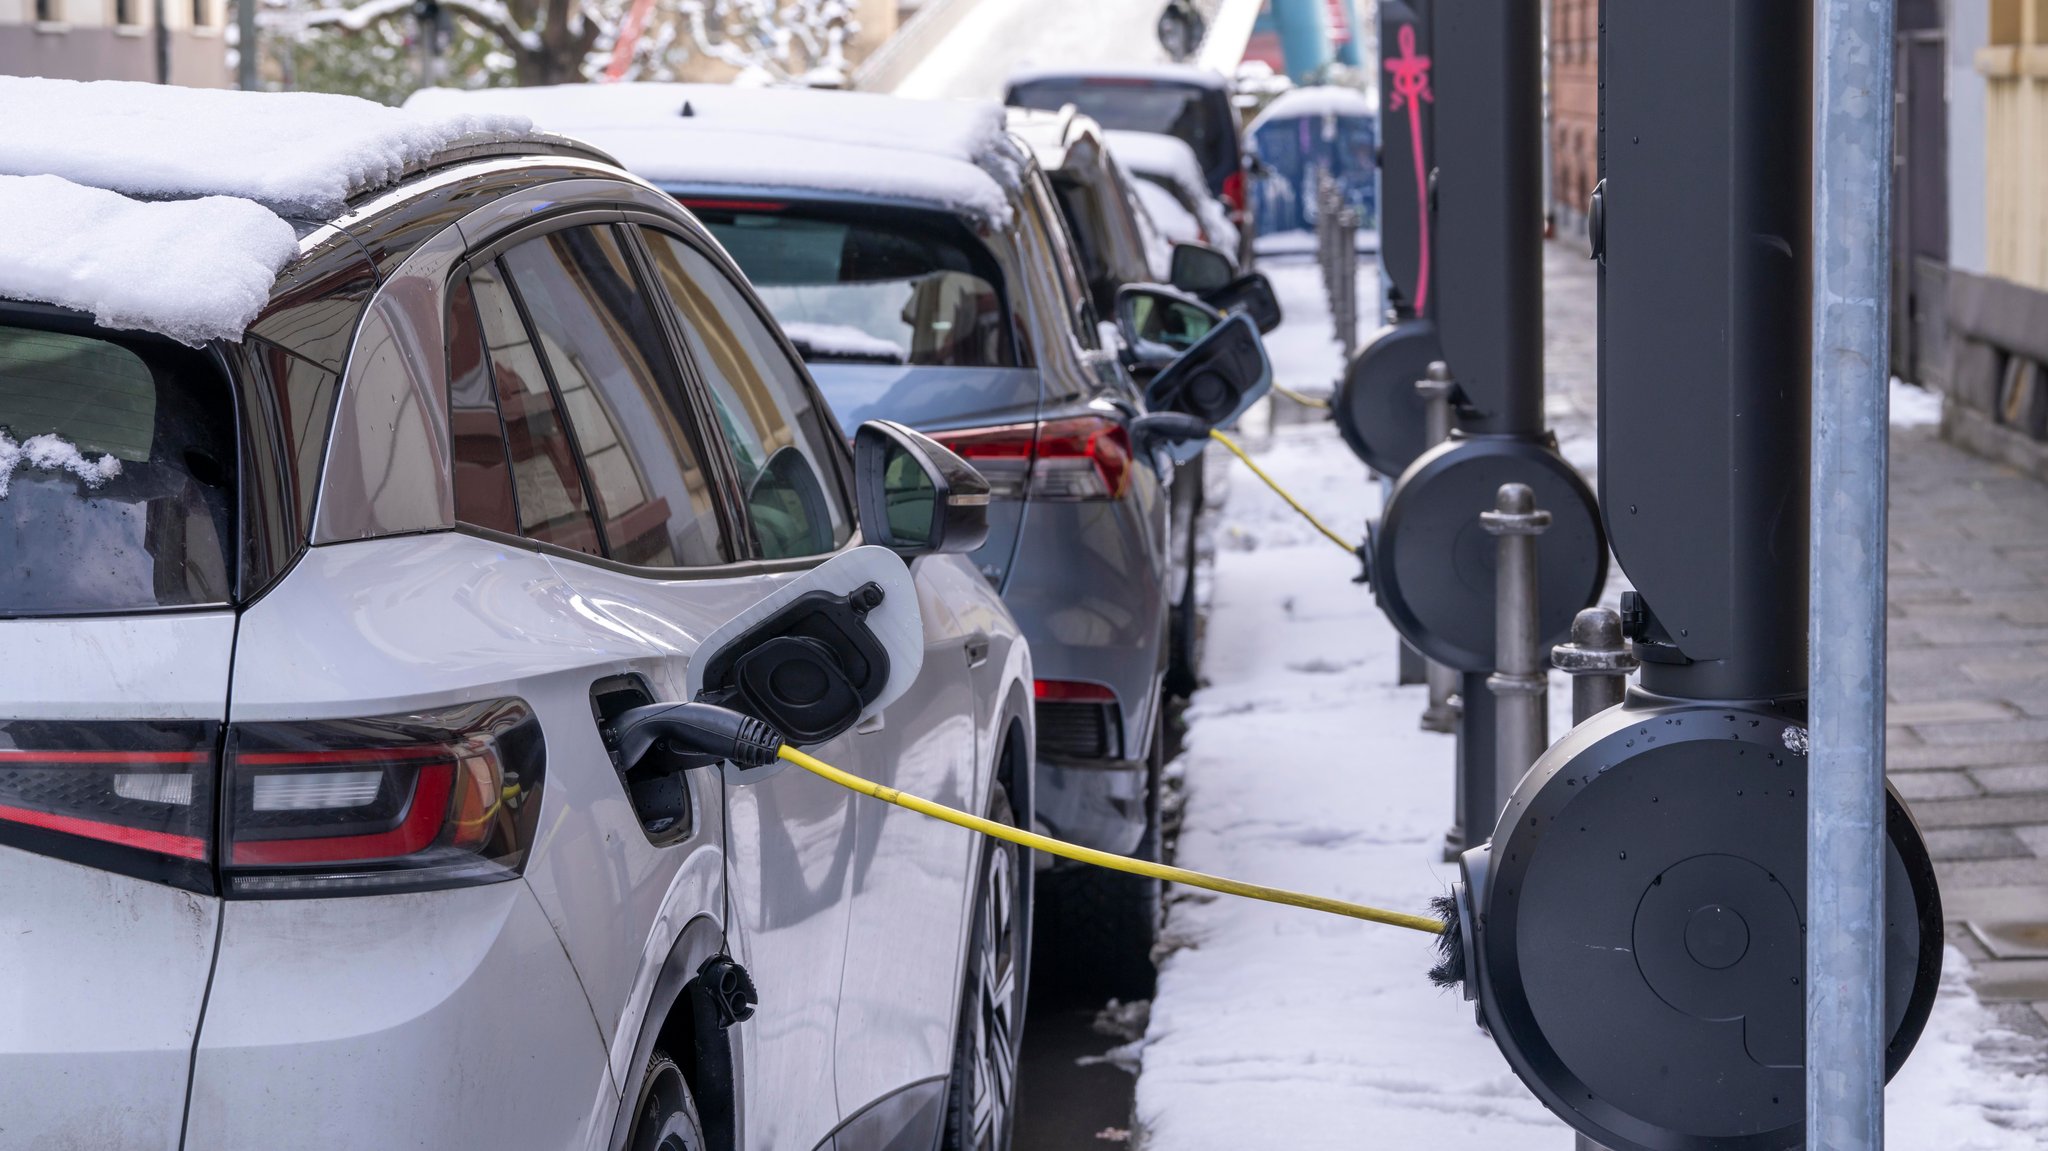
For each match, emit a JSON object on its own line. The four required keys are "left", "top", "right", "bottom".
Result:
{"left": 1034, "top": 679, "right": 1118, "bottom": 702}
{"left": 223, "top": 699, "right": 544, "bottom": 897}
{"left": 0, "top": 701, "right": 544, "bottom": 898}
{"left": 1222, "top": 168, "right": 1247, "bottom": 215}
{"left": 0, "top": 721, "right": 219, "bottom": 892}
{"left": 932, "top": 415, "right": 1133, "bottom": 502}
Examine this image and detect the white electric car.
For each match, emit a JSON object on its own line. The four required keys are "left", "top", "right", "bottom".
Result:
{"left": 0, "top": 80, "right": 1034, "bottom": 1151}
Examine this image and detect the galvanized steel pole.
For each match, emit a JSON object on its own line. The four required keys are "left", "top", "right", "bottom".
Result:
{"left": 237, "top": 0, "right": 258, "bottom": 89}
{"left": 1809, "top": 0, "right": 1895, "bottom": 1145}
{"left": 1483, "top": 482, "right": 1549, "bottom": 809}
{"left": 1418, "top": 362, "right": 1461, "bottom": 736}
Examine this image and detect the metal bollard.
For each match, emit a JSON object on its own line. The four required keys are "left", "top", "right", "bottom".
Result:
{"left": 1482, "top": 483, "right": 1551, "bottom": 810}
{"left": 1417, "top": 362, "right": 1460, "bottom": 735}
{"left": 1551, "top": 607, "right": 1637, "bottom": 727}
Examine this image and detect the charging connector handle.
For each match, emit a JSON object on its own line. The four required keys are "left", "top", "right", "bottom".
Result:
{"left": 612, "top": 702, "right": 783, "bottom": 772}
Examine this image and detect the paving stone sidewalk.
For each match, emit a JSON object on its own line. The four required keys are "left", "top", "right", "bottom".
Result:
{"left": 1541, "top": 240, "right": 2048, "bottom": 1043}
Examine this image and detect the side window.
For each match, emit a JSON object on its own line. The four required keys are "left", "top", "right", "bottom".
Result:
{"left": 638, "top": 228, "right": 853, "bottom": 561}
{"left": 1024, "top": 172, "right": 1102, "bottom": 351}
{"left": 500, "top": 225, "right": 726, "bottom": 568}
{"left": 446, "top": 277, "right": 518, "bottom": 535}
{"left": 467, "top": 262, "right": 603, "bottom": 556}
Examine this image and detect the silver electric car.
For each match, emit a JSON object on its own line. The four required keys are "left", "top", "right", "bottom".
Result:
{"left": 0, "top": 95, "right": 1036, "bottom": 1151}
{"left": 405, "top": 83, "right": 1274, "bottom": 996}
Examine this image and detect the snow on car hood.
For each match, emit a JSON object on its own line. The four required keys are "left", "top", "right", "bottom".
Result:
{"left": 406, "top": 82, "right": 1023, "bottom": 226}
{"left": 0, "top": 76, "right": 530, "bottom": 217}
{"left": 0, "top": 174, "right": 299, "bottom": 346}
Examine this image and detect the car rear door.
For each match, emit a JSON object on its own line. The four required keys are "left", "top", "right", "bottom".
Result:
{"left": 0, "top": 314, "right": 238, "bottom": 1149}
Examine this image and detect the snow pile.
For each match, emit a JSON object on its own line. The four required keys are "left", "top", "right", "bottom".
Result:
{"left": 407, "top": 82, "right": 1023, "bottom": 224}
{"left": 0, "top": 430, "right": 124, "bottom": 500}
{"left": 1892, "top": 377, "right": 1945, "bottom": 428}
{"left": 0, "top": 76, "right": 532, "bottom": 217}
{"left": 1135, "top": 257, "right": 2048, "bottom": 1150}
{"left": 0, "top": 174, "right": 300, "bottom": 346}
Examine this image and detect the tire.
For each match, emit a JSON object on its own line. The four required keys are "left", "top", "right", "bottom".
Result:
{"left": 627, "top": 1050, "right": 705, "bottom": 1151}
{"left": 1166, "top": 453, "right": 1206, "bottom": 700}
{"left": 942, "top": 778, "right": 1028, "bottom": 1151}
{"left": 1033, "top": 711, "right": 1164, "bottom": 1001}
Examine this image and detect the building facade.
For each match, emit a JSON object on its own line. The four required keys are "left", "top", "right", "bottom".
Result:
{"left": 0, "top": 0, "right": 229, "bottom": 86}
{"left": 1930, "top": 0, "right": 2048, "bottom": 477}
{"left": 1548, "top": 0, "right": 1597, "bottom": 246}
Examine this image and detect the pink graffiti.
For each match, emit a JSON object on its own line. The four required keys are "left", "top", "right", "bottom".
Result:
{"left": 1384, "top": 22, "right": 1434, "bottom": 313}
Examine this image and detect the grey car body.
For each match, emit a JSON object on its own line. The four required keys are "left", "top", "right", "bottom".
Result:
{"left": 0, "top": 122, "right": 1033, "bottom": 1151}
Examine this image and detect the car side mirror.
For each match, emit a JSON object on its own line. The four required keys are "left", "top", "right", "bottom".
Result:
{"left": 1169, "top": 241, "right": 1235, "bottom": 294}
{"left": 1200, "top": 272, "right": 1283, "bottom": 334}
{"left": 1116, "top": 284, "right": 1224, "bottom": 371}
{"left": 1143, "top": 312, "right": 1272, "bottom": 463}
{"left": 853, "top": 419, "right": 991, "bottom": 559}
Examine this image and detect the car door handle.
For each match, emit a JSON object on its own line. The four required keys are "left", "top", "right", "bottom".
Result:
{"left": 964, "top": 633, "right": 991, "bottom": 668}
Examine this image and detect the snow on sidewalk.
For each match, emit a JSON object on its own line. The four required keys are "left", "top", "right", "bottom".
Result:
{"left": 1131, "top": 258, "right": 2047, "bottom": 1149}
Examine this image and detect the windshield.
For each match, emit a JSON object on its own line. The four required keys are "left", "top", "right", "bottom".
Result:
{"left": 0, "top": 320, "right": 236, "bottom": 615}
{"left": 691, "top": 204, "right": 1016, "bottom": 369}
{"left": 1007, "top": 79, "right": 1232, "bottom": 187}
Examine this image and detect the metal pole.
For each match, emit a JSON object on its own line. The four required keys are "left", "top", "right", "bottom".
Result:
{"left": 1553, "top": 607, "right": 1635, "bottom": 727}
{"left": 236, "top": 0, "right": 258, "bottom": 88}
{"left": 1418, "top": 361, "right": 1460, "bottom": 735}
{"left": 1482, "top": 483, "right": 1549, "bottom": 808}
{"left": 1808, "top": 0, "right": 1894, "bottom": 1144}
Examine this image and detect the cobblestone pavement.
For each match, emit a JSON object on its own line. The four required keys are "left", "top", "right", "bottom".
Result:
{"left": 1541, "top": 240, "right": 2048, "bottom": 1045}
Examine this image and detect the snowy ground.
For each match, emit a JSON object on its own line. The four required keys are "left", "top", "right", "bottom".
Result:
{"left": 1131, "top": 255, "right": 2048, "bottom": 1149}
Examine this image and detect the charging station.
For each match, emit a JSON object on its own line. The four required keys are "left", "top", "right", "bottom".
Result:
{"left": 1446, "top": 4, "right": 1946, "bottom": 1147}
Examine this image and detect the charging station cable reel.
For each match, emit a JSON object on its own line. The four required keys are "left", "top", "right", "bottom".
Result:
{"left": 1333, "top": 318, "right": 1441, "bottom": 478}
{"left": 1435, "top": 692, "right": 1944, "bottom": 1151}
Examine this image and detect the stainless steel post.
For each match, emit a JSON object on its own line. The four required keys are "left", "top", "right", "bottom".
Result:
{"left": 1552, "top": 607, "right": 1636, "bottom": 726}
{"left": 1809, "top": 0, "right": 1895, "bottom": 1145}
{"left": 1418, "top": 362, "right": 1461, "bottom": 735}
{"left": 1483, "top": 483, "right": 1551, "bottom": 807}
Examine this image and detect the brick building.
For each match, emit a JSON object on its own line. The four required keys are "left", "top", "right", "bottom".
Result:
{"left": 1548, "top": 0, "right": 1598, "bottom": 245}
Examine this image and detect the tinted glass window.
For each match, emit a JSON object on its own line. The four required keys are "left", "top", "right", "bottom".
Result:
{"left": 1025, "top": 174, "right": 1101, "bottom": 349}
{"left": 1008, "top": 80, "right": 1229, "bottom": 182}
{"left": 640, "top": 230, "right": 852, "bottom": 561}
{"left": 695, "top": 204, "right": 1015, "bottom": 369}
{"left": 501, "top": 226, "right": 725, "bottom": 568}
{"left": 447, "top": 278, "right": 518, "bottom": 535}
{"left": 467, "top": 263, "right": 602, "bottom": 556}
{"left": 0, "top": 323, "right": 235, "bottom": 614}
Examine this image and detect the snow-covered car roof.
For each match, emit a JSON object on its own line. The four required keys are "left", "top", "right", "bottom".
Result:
{"left": 1105, "top": 129, "right": 1240, "bottom": 254}
{"left": 0, "top": 76, "right": 543, "bottom": 344}
{"left": 1250, "top": 84, "right": 1379, "bottom": 126}
{"left": 406, "top": 83, "right": 1026, "bottom": 227}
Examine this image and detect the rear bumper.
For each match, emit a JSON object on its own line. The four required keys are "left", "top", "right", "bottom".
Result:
{"left": 1034, "top": 753, "right": 1149, "bottom": 857}
{"left": 184, "top": 880, "right": 615, "bottom": 1151}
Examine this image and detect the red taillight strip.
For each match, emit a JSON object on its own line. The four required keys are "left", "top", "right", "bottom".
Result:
{"left": 231, "top": 763, "right": 454, "bottom": 866}
{"left": 236, "top": 746, "right": 447, "bottom": 766}
{"left": 0, "top": 800, "right": 207, "bottom": 859}
{"left": 0, "top": 750, "right": 207, "bottom": 764}
{"left": 678, "top": 197, "right": 789, "bottom": 212}
{"left": 1035, "top": 679, "right": 1118, "bottom": 703}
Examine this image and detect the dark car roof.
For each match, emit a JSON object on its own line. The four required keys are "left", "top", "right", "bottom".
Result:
{"left": 1006, "top": 64, "right": 1234, "bottom": 92}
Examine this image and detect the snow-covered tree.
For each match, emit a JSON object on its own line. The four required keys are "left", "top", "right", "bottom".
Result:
{"left": 255, "top": 0, "right": 861, "bottom": 102}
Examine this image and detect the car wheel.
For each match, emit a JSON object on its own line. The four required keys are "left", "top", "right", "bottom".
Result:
{"left": 943, "top": 779, "right": 1028, "bottom": 1151}
{"left": 628, "top": 1050, "right": 705, "bottom": 1151}
{"left": 1166, "top": 454, "right": 1205, "bottom": 700}
{"left": 1034, "top": 711, "right": 1164, "bottom": 1000}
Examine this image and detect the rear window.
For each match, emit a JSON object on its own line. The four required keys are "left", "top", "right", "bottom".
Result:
{"left": 690, "top": 203, "right": 1017, "bottom": 369}
{"left": 1007, "top": 79, "right": 1233, "bottom": 186}
{"left": 0, "top": 322, "right": 235, "bottom": 615}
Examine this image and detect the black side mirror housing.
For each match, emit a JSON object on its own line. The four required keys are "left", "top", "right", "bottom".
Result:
{"left": 853, "top": 419, "right": 991, "bottom": 558}
{"left": 1169, "top": 241, "right": 1236, "bottom": 294}
{"left": 1201, "top": 272, "right": 1283, "bottom": 334}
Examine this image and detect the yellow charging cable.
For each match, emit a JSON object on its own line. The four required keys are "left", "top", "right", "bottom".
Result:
{"left": 1271, "top": 383, "right": 1332, "bottom": 410}
{"left": 1206, "top": 429, "right": 1360, "bottom": 558}
{"left": 778, "top": 744, "right": 1446, "bottom": 935}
